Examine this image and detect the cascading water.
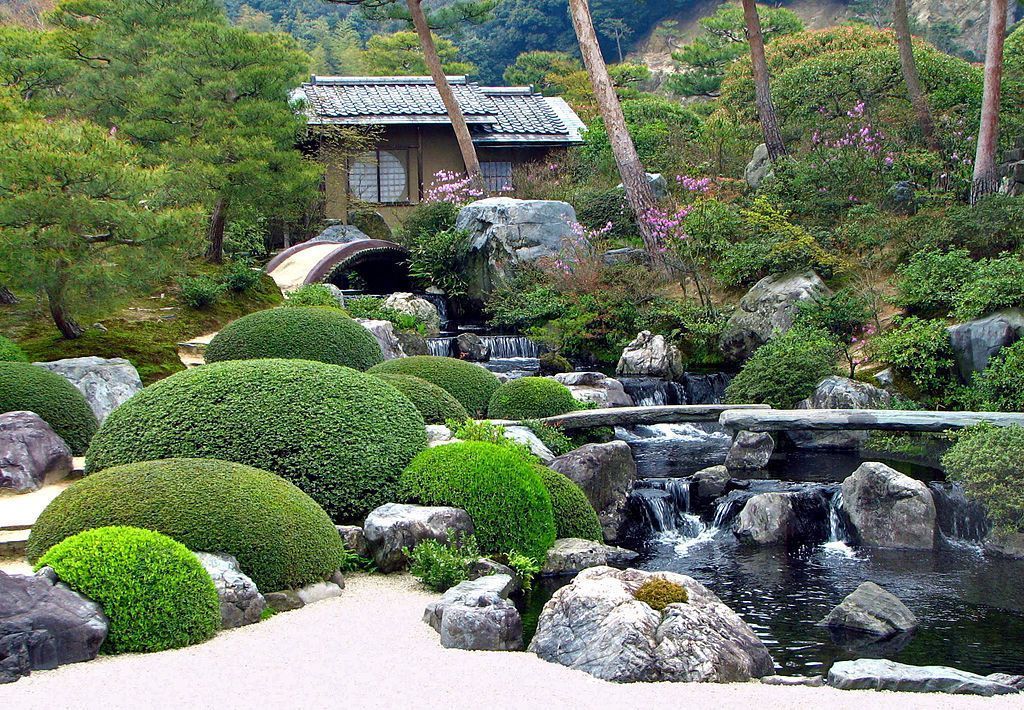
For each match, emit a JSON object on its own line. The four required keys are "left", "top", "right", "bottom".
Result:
{"left": 928, "top": 482, "right": 990, "bottom": 543}
{"left": 619, "top": 378, "right": 688, "bottom": 406}
{"left": 683, "top": 372, "right": 731, "bottom": 405}
{"left": 616, "top": 422, "right": 733, "bottom": 477}
{"left": 481, "top": 335, "right": 541, "bottom": 359}
{"left": 427, "top": 337, "right": 454, "bottom": 357}
{"left": 823, "top": 489, "right": 857, "bottom": 556}
{"left": 417, "top": 293, "right": 450, "bottom": 330}
{"left": 629, "top": 477, "right": 717, "bottom": 552}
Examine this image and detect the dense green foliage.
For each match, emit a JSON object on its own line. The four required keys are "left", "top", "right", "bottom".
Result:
{"left": 375, "top": 373, "right": 469, "bottom": 424}
{"left": 205, "top": 306, "right": 383, "bottom": 370}
{"left": 534, "top": 466, "right": 602, "bottom": 542}
{"left": 85, "top": 359, "right": 427, "bottom": 523}
{"left": 0, "top": 335, "right": 27, "bottom": 362}
{"left": 943, "top": 425, "right": 1024, "bottom": 537}
{"left": 400, "top": 442, "right": 556, "bottom": 561}
{"left": 871, "top": 317, "right": 959, "bottom": 402}
{"left": 973, "top": 341, "right": 1024, "bottom": 413}
{"left": 369, "top": 356, "right": 501, "bottom": 418}
{"left": 487, "top": 377, "right": 578, "bottom": 420}
{"left": 27, "top": 459, "right": 346, "bottom": 592}
{"left": 633, "top": 578, "right": 689, "bottom": 611}
{"left": 37, "top": 526, "right": 220, "bottom": 653}
{"left": 179, "top": 276, "right": 226, "bottom": 310}
{"left": 523, "top": 420, "right": 575, "bottom": 457}
{"left": 283, "top": 284, "right": 344, "bottom": 309}
{"left": 406, "top": 534, "right": 479, "bottom": 592}
{"left": 725, "top": 327, "right": 838, "bottom": 409}
{"left": 895, "top": 250, "right": 976, "bottom": 317}
{"left": 0, "top": 361, "right": 98, "bottom": 454}
{"left": 954, "top": 257, "right": 1024, "bottom": 321}
{"left": 344, "top": 296, "right": 426, "bottom": 334}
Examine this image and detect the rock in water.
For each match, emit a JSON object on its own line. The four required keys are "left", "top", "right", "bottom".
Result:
{"left": 529, "top": 566, "right": 773, "bottom": 683}
{"left": 363, "top": 503, "right": 474, "bottom": 573}
{"left": 194, "top": 552, "right": 266, "bottom": 629}
{"left": 734, "top": 489, "right": 830, "bottom": 546}
{"left": 840, "top": 462, "right": 937, "bottom": 549}
{"left": 383, "top": 293, "right": 441, "bottom": 337}
{"left": 356, "top": 319, "right": 405, "bottom": 360}
{"left": 615, "top": 331, "right": 684, "bottom": 380}
{"left": 34, "top": 356, "right": 142, "bottom": 423}
{"left": 554, "top": 372, "right": 633, "bottom": 408}
{"left": 548, "top": 442, "right": 637, "bottom": 544}
{"left": 827, "top": 659, "right": 1019, "bottom": 696}
{"left": 542, "top": 538, "right": 639, "bottom": 576}
{"left": 946, "top": 309, "right": 1024, "bottom": 382}
{"left": 791, "top": 376, "right": 893, "bottom": 450}
{"left": 0, "top": 411, "right": 73, "bottom": 494}
{"left": 725, "top": 431, "right": 774, "bottom": 470}
{"left": 819, "top": 581, "right": 918, "bottom": 638}
{"left": 454, "top": 333, "right": 490, "bottom": 362}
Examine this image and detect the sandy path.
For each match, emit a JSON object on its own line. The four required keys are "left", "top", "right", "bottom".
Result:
{"left": 2, "top": 573, "right": 1018, "bottom": 709}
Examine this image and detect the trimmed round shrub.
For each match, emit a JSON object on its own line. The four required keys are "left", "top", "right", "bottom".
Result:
{"left": 535, "top": 465, "right": 603, "bottom": 541}
{"left": 725, "top": 326, "right": 838, "bottom": 409}
{"left": 369, "top": 356, "right": 501, "bottom": 417}
{"left": 634, "top": 578, "right": 689, "bottom": 611}
{"left": 85, "top": 359, "right": 427, "bottom": 523}
{"left": 400, "top": 441, "right": 556, "bottom": 561}
{"left": 205, "top": 306, "right": 383, "bottom": 370}
{"left": 37, "top": 526, "right": 220, "bottom": 653}
{"left": 374, "top": 373, "right": 468, "bottom": 424}
{"left": 0, "top": 361, "right": 98, "bottom": 454}
{"left": 0, "top": 335, "right": 27, "bottom": 362}
{"left": 487, "top": 377, "right": 579, "bottom": 420}
{"left": 28, "top": 459, "right": 346, "bottom": 592}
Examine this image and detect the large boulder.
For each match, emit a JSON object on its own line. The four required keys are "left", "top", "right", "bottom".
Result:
{"left": 362, "top": 503, "right": 474, "bottom": 573}
{"left": 692, "top": 465, "right": 730, "bottom": 505}
{"left": 554, "top": 372, "right": 633, "bottom": 408}
{"left": 616, "top": 331, "right": 684, "bottom": 380}
{"left": 548, "top": 441, "right": 637, "bottom": 543}
{"left": 947, "top": 309, "right": 1024, "bottom": 382}
{"left": 840, "top": 462, "right": 937, "bottom": 549}
{"left": 356, "top": 319, "right": 405, "bottom": 360}
{"left": 819, "top": 581, "right": 918, "bottom": 638}
{"left": 424, "top": 574, "right": 522, "bottom": 651}
{"left": 724, "top": 431, "right": 774, "bottom": 470}
{"left": 542, "top": 538, "right": 639, "bottom": 576}
{"left": 0, "top": 411, "right": 72, "bottom": 495}
{"left": 455, "top": 197, "right": 577, "bottom": 301}
{"left": 528, "top": 566, "right": 773, "bottom": 683}
{"left": 34, "top": 356, "right": 143, "bottom": 423}
{"left": 827, "top": 659, "right": 1019, "bottom": 696}
{"left": 720, "top": 271, "right": 831, "bottom": 362}
{"left": 733, "top": 489, "right": 830, "bottom": 546}
{"left": 383, "top": 293, "right": 441, "bottom": 337}
{"left": 791, "top": 376, "right": 893, "bottom": 450}
{"left": 193, "top": 552, "right": 266, "bottom": 630}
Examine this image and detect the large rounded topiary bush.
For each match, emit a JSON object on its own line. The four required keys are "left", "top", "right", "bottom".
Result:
{"left": 205, "top": 306, "right": 384, "bottom": 370}
{"left": 374, "top": 373, "right": 469, "bottom": 424}
{"left": 85, "top": 359, "right": 427, "bottom": 523}
{"left": 37, "top": 526, "right": 220, "bottom": 654}
{"left": 0, "top": 335, "right": 27, "bottom": 362}
{"left": 400, "top": 441, "right": 556, "bottom": 561}
{"left": 0, "top": 361, "right": 98, "bottom": 454}
{"left": 535, "top": 465, "right": 603, "bottom": 542}
{"left": 487, "top": 377, "right": 579, "bottom": 420}
{"left": 368, "top": 356, "right": 500, "bottom": 418}
{"left": 28, "top": 459, "right": 346, "bottom": 592}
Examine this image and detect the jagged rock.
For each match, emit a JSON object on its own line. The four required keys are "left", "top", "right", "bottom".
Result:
{"left": 356, "top": 319, "right": 405, "bottom": 360}
{"left": 819, "top": 581, "right": 918, "bottom": 638}
{"left": 947, "top": 309, "right": 1024, "bottom": 382}
{"left": 425, "top": 424, "right": 454, "bottom": 447}
{"left": 502, "top": 426, "right": 555, "bottom": 463}
{"left": 0, "top": 411, "right": 73, "bottom": 494}
{"left": 988, "top": 673, "right": 1024, "bottom": 691}
{"left": 615, "top": 331, "right": 684, "bottom": 380}
{"left": 263, "top": 580, "right": 343, "bottom": 612}
{"left": 455, "top": 333, "right": 490, "bottom": 361}
{"left": 733, "top": 489, "right": 830, "bottom": 546}
{"left": 554, "top": 372, "right": 633, "bottom": 408}
{"left": 720, "top": 271, "right": 831, "bottom": 362}
{"left": 395, "top": 331, "right": 429, "bottom": 356}
{"left": 336, "top": 525, "right": 370, "bottom": 558}
{"left": 383, "top": 293, "right": 441, "bottom": 336}
{"left": 827, "top": 659, "right": 1019, "bottom": 696}
{"left": 424, "top": 574, "right": 517, "bottom": 632}
{"left": 439, "top": 595, "right": 523, "bottom": 651}
{"left": 744, "top": 143, "right": 772, "bottom": 189}
{"left": 725, "top": 431, "right": 774, "bottom": 470}
{"left": 984, "top": 533, "right": 1024, "bottom": 560}
{"left": 840, "top": 462, "right": 937, "bottom": 549}
{"left": 790, "top": 376, "right": 893, "bottom": 450}
{"left": 692, "top": 465, "right": 730, "bottom": 504}
{"left": 548, "top": 441, "right": 638, "bottom": 544}
{"left": 363, "top": 503, "right": 474, "bottom": 573}
{"left": 34, "top": 356, "right": 142, "bottom": 423}
{"left": 194, "top": 552, "right": 265, "bottom": 629}
{"left": 542, "top": 538, "right": 639, "bottom": 576}
{"left": 467, "top": 559, "right": 521, "bottom": 595}
{"left": 602, "top": 247, "right": 647, "bottom": 266}
{"left": 529, "top": 566, "right": 773, "bottom": 683}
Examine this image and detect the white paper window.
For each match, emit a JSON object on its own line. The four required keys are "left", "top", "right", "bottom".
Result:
{"left": 482, "top": 161, "right": 513, "bottom": 193}
{"left": 348, "top": 150, "right": 409, "bottom": 204}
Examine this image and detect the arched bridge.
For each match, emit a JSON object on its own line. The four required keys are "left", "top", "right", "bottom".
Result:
{"left": 266, "top": 238, "right": 410, "bottom": 293}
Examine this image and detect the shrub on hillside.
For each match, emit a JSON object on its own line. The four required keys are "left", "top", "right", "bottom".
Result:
{"left": 894, "top": 250, "right": 976, "bottom": 316}
{"left": 0, "top": 361, "right": 98, "bottom": 454}
{"left": 374, "top": 373, "right": 469, "bottom": 424}
{"left": 487, "top": 377, "right": 579, "bottom": 420}
{"left": 871, "top": 316, "right": 959, "bottom": 401}
{"left": 369, "top": 356, "right": 501, "bottom": 418}
{"left": 0, "top": 334, "right": 27, "bottom": 362}
{"left": 84, "top": 359, "right": 427, "bottom": 523}
{"left": 942, "top": 424, "right": 1024, "bottom": 537}
{"left": 283, "top": 284, "right": 343, "bottom": 309}
{"left": 179, "top": 275, "right": 226, "bottom": 309}
{"left": 205, "top": 307, "right": 383, "bottom": 370}
{"left": 973, "top": 341, "right": 1024, "bottom": 412}
{"left": 399, "top": 442, "right": 556, "bottom": 561}
{"left": 37, "top": 526, "right": 220, "bottom": 653}
{"left": 953, "top": 256, "right": 1024, "bottom": 321}
{"left": 396, "top": 202, "right": 459, "bottom": 246}
{"left": 222, "top": 261, "right": 262, "bottom": 293}
{"left": 27, "top": 459, "right": 346, "bottom": 592}
{"left": 725, "top": 326, "right": 839, "bottom": 409}
{"left": 534, "top": 465, "right": 603, "bottom": 541}
{"left": 575, "top": 188, "right": 638, "bottom": 242}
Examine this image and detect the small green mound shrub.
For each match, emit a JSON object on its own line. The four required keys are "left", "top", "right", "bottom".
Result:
{"left": 179, "top": 275, "right": 226, "bottom": 309}
{"left": 222, "top": 261, "right": 262, "bottom": 293}
{"left": 487, "top": 377, "right": 579, "bottom": 420}
{"left": 0, "top": 361, "right": 98, "bottom": 454}
{"left": 205, "top": 307, "right": 383, "bottom": 370}
{"left": 283, "top": 284, "right": 343, "bottom": 309}
{"left": 973, "top": 340, "right": 1024, "bottom": 412}
{"left": 27, "top": 459, "right": 346, "bottom": 592}
{"left": 724, "top": 327, "right": 838, "bottom": 409}
{"left": 375, "top": 373, "right": 469, "bottom": 424}
{"left": 954, "top": 256, "right": 1024, "bottom": 321}
{"left": 943, "top": 424, "right": 1024, "bottom": 537}
{"left": 400, "top": 441, "right": 556, "bottom": 561}
{"left": 37, "top": 526, "right": 220, "bottom": 654}
{"left": 535, "top": 466, "right": 603, "bottom": 541}
{"left": 871, "top": 316, "right": 958, "bottom": 402}
{"left": 0, "top": 335, "right": 27, "bottom": 362}
{"left": 634, "top": 577, "right": 689, "bottom": 611}
{"left": 538, "top": 351, "right": 573, "bottom": 375}
{"left": 84, "top": 359, "right": 427, "bottom": 523}
{"left": 406, "top": 533, "right": 479, "bottom": 592}
{"left": 369, "top": 356, "right": 501, "bottom": 418}
{"left": 894, "top": 250, "right": 976, "bottom": 316}
{"left": 575, "top": 188, "right": 638, "bottom": 242}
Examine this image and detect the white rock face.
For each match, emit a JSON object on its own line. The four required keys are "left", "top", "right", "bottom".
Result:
{"left": 363, "top": 503, "right": 474, "bottom": 573}
{"left": 34, "top": 357, "right": 143, "bottom": 423}
{"left": 554, "top": 372, "right": 633, "bottom": 408}
{"left": 616, "top": 331, "right": 684, "bottom": 379}
{"left": 356, "top": 319, "right": 405, "bottom": 360}
{"left": 383, "top": 293, "right": 441, "bottom": 336}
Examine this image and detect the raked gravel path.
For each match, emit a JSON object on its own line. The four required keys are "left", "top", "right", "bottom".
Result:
{"left": 0, "top": 572, "right": 1019, "bottom": 710}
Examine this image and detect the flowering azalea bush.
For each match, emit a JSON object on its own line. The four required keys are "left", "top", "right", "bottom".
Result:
{"left": 424, "top": 170, "right": 485, "bottom": 205}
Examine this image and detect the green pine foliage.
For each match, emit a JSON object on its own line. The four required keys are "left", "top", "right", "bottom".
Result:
{"left": 534, "top": 465, "right": 602, "bottom": 542}
{"left": 374, "top": 373, "right": 469, "bottom": 424}
{"left": 0, "top": 334, "right": 27, "bottom": 362}
{"left": 369, "top": 356, "right": 501, "bottom": 418}
{"left": 0, "top": 361, "right": 98, "bottom": 454}
{"left": 487, "top": 377, "right": 579, "bottom": 420}
{"left": 725, "top": 327, "right": 839, "bottom": 409}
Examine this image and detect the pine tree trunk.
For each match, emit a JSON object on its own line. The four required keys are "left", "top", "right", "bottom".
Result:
{"left": 45, "top": 272, "right": 84, "bottom": 339}
{"left": 894, "top": 0, "right": 940, "bottom": 152}
{"left": 0, "top": 284, "right": 16, "bottom": 305}
{"left": 568, "top": 0, "right": 661, "bottom": 260}
{"left": 971, "top": 0, "right": 1009, "bottom": 205}
{"left": 205, "top": 196, "right": 228, "bottom": 264}
{"left": 741, "top": 0, "right": 786, "bottom": 161}
{"left": 406, "top": 0, "right": 486, "bottom": 192}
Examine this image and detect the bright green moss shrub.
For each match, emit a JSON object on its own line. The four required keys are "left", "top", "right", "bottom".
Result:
{"left": 943, "top": 424, "right": 1024, "bottom": 537}
{"left": 37, "top": 526, "right": 220, "bottom": 654}
{"left": 399, "top": 441, "right": 556, "bottom": 561}
{"left": 634, "top": 578, "right": 689, "bottom": 611}
{"left": 369, "top": 356, "right": 501, "bottom": 417}
{"left": 487, "top": 377, "right": 578, "bottom": 420}
{"left": 374, "top": 373, "right": 468, "bottom": 424}
{"left": 0, "top": 335, "right": 27, "bottom": 362}
{"left": 283, "top": 284, "right": 343, "bottom": 309}
{"left": 725, "top": 327, "right": 838, "bottom": 409}
{"left": 84, "top": 359, "right": 427, "bottom": 523}
{"left": 205, "top": 306, "right": 383, "bottom": 370}
{"left": 0, "top": 361, "right": 98, "bottom": 454}
{"left": 535, "top": 466, "right": 603, "bottom": 541}
{"left": 27, "top": 459, "right": 345, "bottom": 592}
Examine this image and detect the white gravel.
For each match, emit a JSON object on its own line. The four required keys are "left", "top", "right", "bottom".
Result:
{"left": 1, "top": 573, "right": 1019, "bottom": 710}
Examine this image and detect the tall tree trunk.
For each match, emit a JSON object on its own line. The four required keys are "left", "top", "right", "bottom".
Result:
{"left": 45, "top": 270, "right": 84, "bottom": 339}
{"left": 971, "top": 0, "right": 1010, "bottom": 205}
{"left": 894, "top": 0, "right": 940, "bottom": 152}
{"left": 568, "top": 0, "right": 661, "bottom": 260}
{"left": 205, "top": 196, "right": 228, "bottom": 264}
{"left": 406, "top": 0, "right": 485, "bottom": 191}
{"left": 741, "top": 0, "right": 787, "bottom": 161}
{"left": 0, "top": 284, "right": 16, "bottom": 305}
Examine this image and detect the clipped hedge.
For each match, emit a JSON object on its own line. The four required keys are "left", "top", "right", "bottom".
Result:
{"left": 369, "top": 356, "right": 501, "bottom": 418}
{"left": 37, "top": 526, "right": 220, "bottom": 654}
{"left": 28, "top": 459, "right": 345, "bottom": 592}
{"left": 0, "top": 335, "right": 27, "bottom": 362}
{"left": 487, "top": 377, "right": 579, "bottom": 420}
{"left": 374, "top": 373, "right": 469, "bottom": 424}
{"left": 535, "top": 465, "right": 603, "bottom": 541}
{"left": 0, "top": 361, "right": 98, "bottom": 454}
{"left": 85, "top": 359, "right": 427, "bottom": 523}
{"left": 400, "top": 441, "right": 556, "bottom": 561}
{"left": 205, "top": 306, "right": 383, "bottom": 370}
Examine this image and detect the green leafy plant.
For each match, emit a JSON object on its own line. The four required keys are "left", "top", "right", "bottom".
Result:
{"left": 534, "top": 465, "right": 603, "bottom": 541}
{"left": 179, "top": 276, "right": 226, "bottom": 310}
{"left": 505, "top": 549, "right": 541, "bottom": 594}
{"left": 953, "top": 256, "right": 1024, "bottom": 321}
{"left": 375, "top": 373, "right": 469, "bottom": 424}
{"left": 523, "top": 420, "right": 575, "bottom": 457}
{"left": 725, "top": 326, "right": 839, "bottom": 409}
{"left": 0, "top": 361, "right": 98, "bottom": 454}
{"left": 894, "top": 250, "right": 976, "bottom": 317}
{"left": 370, "top": 356, "right": 501, "bottom": 418}
{"left": 871, "top": 316, "right": 959, "bottom": 402}
{"left": 973, "top": 340, "right": 1024, "bottom": 412}
{"left": 447, "top": 418, "right": 513, "bottom": 446}
{"left": 487, "top": 377, "right": 579, "bottom": 420}
{"left": 283, "top": 284, "right": 344, "bottom": 309}
{"left": 943, "top": 424, "right": 1024, "bottom": 537}
{"left": 221, "top": 260, "right": 262, "bottom": 293}
{"left": 633, "top": 577, "right": 689, "bottom": 611}
{"left": 0, "top": 334, "right": 27, "bottom": 362}
{"left": 345, "top": 296, "right": 425, "bottom": 334}
{"left": 405, "top": 227, "right": 470, "bottom": 297}
{"left": 406, "top": 532, "right": 480, "bottom": 592}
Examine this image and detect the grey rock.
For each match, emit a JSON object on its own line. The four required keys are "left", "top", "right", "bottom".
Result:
{"left": 425, "top": 424, "right": 454, "bottom": 447}
{"left": 336, "top": 525, "right": 370, "bottom": 558}
{"left": 363, "top": 503, "right": 474, "bottom": 573}
{"left": 356, "top": 319, "right": 405, "bottom": 360}
{"left": 264, "top": 590, "right": 303, "bottom": 613}
{"left": 617, "top": 173, "right": 669, "bottom": 200}
{"left": 984, "top": 533, "right": 1024, "bottom": 560}
{"left": 395, "top": 331, "right": 429, "bottom": 356}
{"left": 692, "top": 465, "right": 730, "bottom": 503}
{"left": 744, "top": 143, "right": 773, "bottom": 189}
{"left": 827, "top": 659, "right": 1019, "bottom": 696}
{"left": 602, "top": 247, "right": 647, "bottom": 267}
{"left": 502, "top": 426, "right": 555, "bottom": 463}
{"left": 424, "top": 574, "right": 517, "bottom": 632}
{"left": 549, "top": 441, "right": 638, "bottom": 544}
{"left": 988, "top": 673, "right": 1024, "bottom": 691}
{"left": 383, "top": 292, "right": 441, "bottom": 337}
{"left": 439, "top": 594, "right": 523, "bottom": 651}
{"left": 263, "top": 580, "right": 343, "bottom": 612}
{"left": 616, "top": 331, "right": 684, "bottom": 380}
{"left": 761, "top": 675, "right": 825, "bottom": 687}
{"left": 0, "top": 412, "right": 72, "bottom": 494}
{"left": 308, "top": 224, "right": 370, "bottom": 244}
{"left": 193, "top": 552, "right": 265, "bottom": 629}
{"left": 734, "top": 489, "right": 829, "bottom": 546}
{"left": 720, "top": 407, "right": 1024, "bottom": 434}
{"left": 542, "top": 538, "right": 638, "bottom": 576}
{"left": 875, "top": 368, "right": 894, "bottom": 387}
{"left": 467, "top": 559, "right": 521, "bottom": 595}
{"left": 886, "top": 181, "right": 917, "bottom": 215}
{"left": 555, "top": 372, "right": 633, "bottom": 408}
{"left": 725, "top": 431, "right": 774, "bottom": 470}
{"left": 0, "top": 633, "right": 32, "bottom": 684}
{"left": 841, "top": 462, "right": 937, "bottom": 549}
{"left": 720, "top": 270, "right": 831, "bottom": 362}
{"left": 455, "top": 333, "right": 490, "bottom": 362}
{"left": 34, "top": 356, "right": 142, "bottom": 423}
{"left": 529, "top": 566, "right": 773, "bottom": 683}
{"left": 820, "top": 582, "right": 918, "bottom": 638}
{"left": 791, "top": 376, "right": 893, "bottom": 451}
{"left": 947, "top": 309, "right": 1024, "bottom": 382}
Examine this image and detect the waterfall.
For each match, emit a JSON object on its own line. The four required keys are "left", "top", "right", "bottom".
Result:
{"left": 631, "top": 478, "right": 714, "bottom": 546}
{"left": 427, "top": 337, "right": 455, "bottom": 357}
{"left": 619, "top": 378, "right": 688, "bottom": 406}
{"left": 417, "top": 293, "right": 450, "bottom": 331}
{"left": 630, "top": 489, "right": 679, "bottom": 533}
{"left": 481, "top": 335, "right": 541, "bottom": 359}
{"left": 827, "top": 489, "right": 853, "bottom": 543}
{"left": 928, "top": 482, "right": 990, "bottom": 542}
{"left": 712, "top": 490, "right": 751, "bottom": 529}
{"left": 682, "top": 373, "right": 732, "bottom": 405}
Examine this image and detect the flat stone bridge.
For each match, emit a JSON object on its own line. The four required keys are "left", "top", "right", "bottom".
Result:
{"left": 718, "top": 409, "right": 1024, "bottom": 434}
{"left": 517, "top": 404, "right": 771, "bottom": 431}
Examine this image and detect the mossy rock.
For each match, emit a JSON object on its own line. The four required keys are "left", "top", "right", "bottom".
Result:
{"left": 369, "top": 356, "right": 501, "bottom": 418}
{"left": 0, "top": 361, "right": 98, "bottom": 454}
{"left": 374, "top": 373, "right": 469, "bottom": 424}
{"left": 487, "top": 377, "right": 579, "bottom": 420}
{"left": 634, "top": 577, "right": 689, "bottom": 611}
